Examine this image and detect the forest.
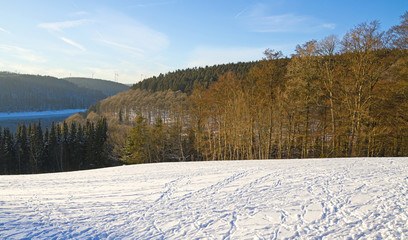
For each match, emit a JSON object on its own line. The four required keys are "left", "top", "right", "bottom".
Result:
{"left": 131, "top": 62, "right": 258, "bottom": 94}
{"left": 119, "top": 13, "right": 408, "bottom": 163}
{"left": 2, "top": 13, "right": 408, "bottom": 174}
{"left": 0, "top": 119, "right": 111, "bottom": 174}
{"left": 64, "top": 77, "right": 129, "bottom": 97}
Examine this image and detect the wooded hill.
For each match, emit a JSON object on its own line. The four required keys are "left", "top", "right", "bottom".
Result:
{"left": 131, "top": 61, "right": 260, "bottom": 94}
{"left": 75, "top": 13, "right": 408, "bottom": 164}
{"left": 64, "top": 77, "right": 129, "bottom": 97}
{"left": 0, "top": 73, "right": 129, "bottom": 112}
{"left": 68, "top": 88, "right": 186, "bottom": 159}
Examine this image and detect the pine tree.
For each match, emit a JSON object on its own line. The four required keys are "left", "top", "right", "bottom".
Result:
{"left": 76, "top": 124, "right": 86, "bottom": 169}
{"left": 46, "top": 122, "right": 58, "bottom": 172}
{"left": 3, "top": 128, "right": 15, "bottom": 174}
{"left": 85, "top": 120, "right": 95, "bottom": 168}
{"left": 122, "top": 115, "right": 149, "bottom": 164}
{"left": 69, "top": 122, "right": 78, "bottom": 170}
{"left": 15, "top": 124, "right": 30, "bottom": 173}
{"left": 61, "top": 121, "right": 69, "bottom": 171}
{"left": 94, "top": 118, "right": 108, "bottom": 167}
{"left": 151, "top": 117, "right": 165, "bottom": 162}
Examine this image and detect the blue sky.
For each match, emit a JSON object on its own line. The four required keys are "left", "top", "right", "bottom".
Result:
{"left": 0, "top": 0, "right": 406, "bottom": 84}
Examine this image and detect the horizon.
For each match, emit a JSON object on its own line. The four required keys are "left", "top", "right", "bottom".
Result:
{"left": 0, "top": 0, "right": 407, "bottom": 84}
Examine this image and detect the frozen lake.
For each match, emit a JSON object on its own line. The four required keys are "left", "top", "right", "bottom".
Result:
{"left": 0, "top": 109, "right": 87, "bottom": 120}
{"left": 0, "top": 109, "right": 87, "bottom": 131}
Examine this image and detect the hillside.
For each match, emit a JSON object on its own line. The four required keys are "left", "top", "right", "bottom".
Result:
{"left": 77, "top": 47, "right": 408, "bottom": 163}
{"left": 1, "top": 158, "right": 407, "bottom": 239}
{"left": 0, "top": 72, "right": 128, "bottom": 112}
{"left": 72, "top": 16, "right": 408, "bottom": 163}
{"left": 64, "top": 77, "right": 129, "bottom": 97}
{"left": 68, "top": 88, "right": 186, "bottom": 158}
{"left": 131, "top": 61, "right": 263, "bottom": 94}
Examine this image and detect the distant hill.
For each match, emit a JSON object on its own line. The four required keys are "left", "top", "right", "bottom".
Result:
{"left": 64, "top": 77, "right": 129, "bottom": 97}
{"left": 0, "top": 72, "right": 128, "bottom": 112}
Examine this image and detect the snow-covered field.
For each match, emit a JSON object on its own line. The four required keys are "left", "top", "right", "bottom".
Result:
{"left": 1, "top": 158, "right": 407, "bottom": 239}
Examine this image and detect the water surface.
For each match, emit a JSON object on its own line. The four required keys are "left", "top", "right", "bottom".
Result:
{"left": 0, "top": 109, "right": 87, "bottom": 132}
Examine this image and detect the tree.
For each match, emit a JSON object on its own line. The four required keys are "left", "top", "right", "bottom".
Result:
{"left": 2, "top": 128, "right": 16, "bottom": 174}
{"left": 317, "top": 35, "right": 340, "bottom": 156}
{"left": 286, "top": 40, "right": 321, "bottom": 158}
{"left": 28, "top": 121, "right": 44, "bottom": 173}
{"left": 122, "top": 115, "right": 149, "bottom": 164}
{"left": 151, "top": 117, "right": 165, "bottom": 162}
{"left": 85, "top": 120, "right": 95, "bottom": 168}
{"left": 388, "top": 12, "right": 408, "bottom": 49}
{"left": 341, "top": 21, "right": 389, "bottom": 156}
{"left": 94, "top": 118, "right": 109, "bottom": 167}
{"left": 15, "top": 124, "right": 30, "bottom": 173}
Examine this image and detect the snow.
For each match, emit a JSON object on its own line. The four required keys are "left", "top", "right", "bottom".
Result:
{"left": 0, "top": 109, "right": 87, "bottom": 120}
{"left": 1, "top": 158, "right": 407, "bottom": 239}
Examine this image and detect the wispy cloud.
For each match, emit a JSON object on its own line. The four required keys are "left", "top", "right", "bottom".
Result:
{"left": 237, "top": 4, "right": 335, "bottom": 33}
{"left": 93, "top": 10, "right": 169, "bottom": 53}
{"left": 255, "top": 14, "right": 311, "bottom": 32}
{"left": 32, "top": 8, "right": 170, "bottom": 83}
{"left": 60, "top": 37, "right": 86, "bottom": 51}
{"left": 0, "top": 44, "right": 46, "bottom": 63}
{"left": 73, "top": 11, "right": 88, "bottom": 16}
{"left": 98, "top": 39, "right": 144, "bottom": 55}
{"left": 0, "top": 27, "right": 10, "bottom": 34}
{"left": 235, "top": 7, "right": 250, "bottom": 19}
{"left": 37, "top": 8, "right": 169, "bottom": 56}
{"left": 38, "top": 19, "right": 90, "bottom": 32}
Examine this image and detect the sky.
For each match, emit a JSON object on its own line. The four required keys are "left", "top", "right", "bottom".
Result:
{"left": 0, "top": 0, "right": 407, "bottom": 84}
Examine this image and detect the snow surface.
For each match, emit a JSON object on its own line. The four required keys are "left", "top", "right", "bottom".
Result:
{"left": 1, "top": 158, "right": 407, "bottom": 239}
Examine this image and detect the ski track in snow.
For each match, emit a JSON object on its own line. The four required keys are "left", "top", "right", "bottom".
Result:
{"left": 1, "top": 158, "right": 407, "bottom": 239}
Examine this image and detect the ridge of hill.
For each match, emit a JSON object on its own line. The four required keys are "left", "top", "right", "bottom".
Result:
{"left": 64, "top": 77, "right": 129, "bottom": 97}
{"left": 131, "top": 61, "right": 261, "bottom": 94}
{"left": 0, "top": 72, "right": 128, "bottom": 112}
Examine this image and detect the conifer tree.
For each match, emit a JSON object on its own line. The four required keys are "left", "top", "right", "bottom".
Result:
{"left": 85, "top": 120, "right": 95, "bottom": 168}
{"left": 122, "top": 115, "right": 149, "bottom": 164}
{"left": 46, "top": 122, "right": 58, "bottom": 172}
{"left": 3, "top": 128, "right": 15, "bottom": 174}
{"left": 76, "top": 124, "right": 86, "bottom": 169}
{"left": 15, "top": 124, "right": 30, "bottom": 173}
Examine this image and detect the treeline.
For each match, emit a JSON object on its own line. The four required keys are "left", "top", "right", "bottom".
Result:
{"left": 64, "top": 77, "right": 129, "bottom": 97}
{"left": 0, "top": 119, "right": 111, "bottom": 175}
{"left": 131, "top": 62, "right": 258, "bottom": 94}
{"left": 0, "top": 73, "right": 128, "bottom": 112}
{"left": 119, "top": 14, "right": 408, "bottom": 163}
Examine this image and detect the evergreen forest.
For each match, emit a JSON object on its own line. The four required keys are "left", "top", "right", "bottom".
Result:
{"left": 0, "top": 119, "right": 111, "bottom": 174}
{"left": 131, "top": 62, "right": 258, "bottom": 94}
